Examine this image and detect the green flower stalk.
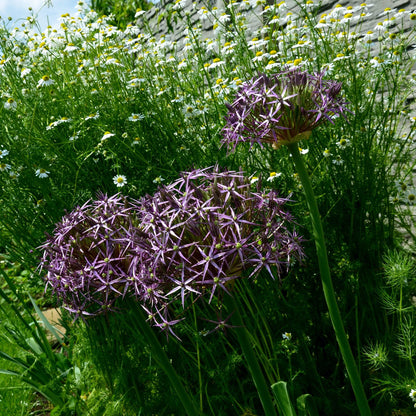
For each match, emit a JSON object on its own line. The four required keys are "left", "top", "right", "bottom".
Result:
{"left": 222, "top": 68, "right": 372, "bottom": 416}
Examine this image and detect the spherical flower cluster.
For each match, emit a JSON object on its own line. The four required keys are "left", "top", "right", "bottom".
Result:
{"left": 135, "top": 166, "right": 304, "bottom": 331}
{"left": 39, "top": 193, "right": 150, "bottom": 318}
{"left": 221, "top": 68, "right": 349, "bottom": 151}
{"left": 39, "top": 168, "right": 304, "bottom": 334}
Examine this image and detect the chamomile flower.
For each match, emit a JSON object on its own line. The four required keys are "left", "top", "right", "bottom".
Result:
{"left": 0, "top": 163, "right": 11, "bottom": 171}
{"left": 113, "top": 174, "right": 127, "bottom": 187}
{"left": 84, "top": 112, "right": 99, "bottom": 121}
{"left": 409, "top": 388, "right": 416, "bottom": 401}
{"left": 135, "top": 9, "right": 146, "bottom": 18}
{"left": 395, "top": 180, "right": 408, "bottom": 193}
{"left": 0, "top": 149, "right": 9, "bottom": 158}
{"left": 128, "top": 113, "right": 145, "bottom": 122}
{"left": 250, "top": 176, "right": 259, "bottom": 184}
{"left": 265, "top": 60, "right": 280, "bottom": 70}
{"left": 101, "top": 131, "right": 115, "bottom": 141}
{"left": 323, "top": 148, "right": 331, "bottom": 157}
{"left": 46, "top": 117, "right": 72, "bottom": 130}
{"left": 336, "top": 138, "right": 351, "bottom": 149}
{"left": 20, "top": 68, "right": 31, "bottom": 78}
{"left": 379, "top": 7, "right": 396, "bottom": 17}
{"left": 332, "top": 155, "right": 344, "bottom": 165}
{"left": 35, "top": 168, "right": 50, "bottom": 178}
{"left": 64, "top": 43, "right": 78, "bottom": 53}
{"left": 4, "top": 98, "right": 17, "bottom": 110}
{"left": 404, "top": 188, "right": 416, "bottom": 204}
{"left": 153, "top": 176, "right": 165, "bottom": 184}
{"left": 69, "top": 132, "right": 80, "bottom": 141}
{"left": 204, "top": 58, "right": 225, "bottom": 70}
{"left": 37, "top": 75, "right": 55, "bottom": 88}
{"left": 267, "top": 171, "right": 282, "bottom": 182}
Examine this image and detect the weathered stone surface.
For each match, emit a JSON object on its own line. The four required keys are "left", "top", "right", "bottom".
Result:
{"left": 135, "top": 0, "right": 416, "bottom": 118}
{"left": 41, "top": 307, "right": 66, "bottom": 343}
{"left": 138, "top": 0, "right": 416, "bottom": 48}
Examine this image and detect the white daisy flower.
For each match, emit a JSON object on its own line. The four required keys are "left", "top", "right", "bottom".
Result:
{"left": 69, "top": 132, "right": 80, "bottom": 141}
{"left": 35, "top": 168, "right": 50, "bottom": 178}
{"left": 21, "top": 68, "right": 31, "bottom": 78}
{"left": 64, "top": 43, "right": 79, "bottom": 53}
{"left": 267, "top": 171, "right": 282, "bottom": 182}
{"left": 0, "top": 163, "right": 11, "bottom": 171}
{"left": 4, "top": 98, "right": 17, "bottom": 110}
{"left": 135, "top": 9, "right": 146, "bottom": 18}
{"left": 101, "top": 131, "right": 115, "bottom": 141}
{"left": 46, "top": 117, "right": 72, "bottom": 130}
{"left": 153, "top": 176, "right": 165, "bottom": 184}
{"left": 128, "top": 113, "right": 145, "bottom": 122}
{"left": 84, "top": 112, "right": 100, "bottom": 121}
{"left": 323, "top": 148, "right": 331, "bottom": 158}
{"left": 265, "top": 60, "right": 280, "bottom": 71}
{"left": 0, "top": 149, "right": 9, "bottom": 158}
{"left": 37, "top": 75, "right": 55, "bottom": 88}
{"left": 336, "top": 138, "right": 351, "bottom": 149}
{"left": 332, "top": 155, "right": 344, "bottom": 165}
{"left": 404, "top": 189, "right": 416, "bottom": 205}
{"left": 204, "top": 58, "right": 225, "bottom": 70}
{"left": 113, "top": 174, "right": 127, "bottom": 187}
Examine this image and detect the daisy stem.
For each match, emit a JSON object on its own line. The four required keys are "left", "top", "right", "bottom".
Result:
{"left": 230, "top": 296, "right": 278, "bottom": 416}
{"left": 287, "top": 142, "right": 371, "bottom": 416}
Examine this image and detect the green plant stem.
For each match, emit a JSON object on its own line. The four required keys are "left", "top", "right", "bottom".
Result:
{"left": 192, "top": 299, "right": 204, "bottom": 413}
{"left": 129, "top": 302, "right": 202, "bottom": 416}
{"left": 230, "top": 296, "right": 278, "bottom": 416}
{"left": 287, "top": 143, "right": 371, "bottom": 416}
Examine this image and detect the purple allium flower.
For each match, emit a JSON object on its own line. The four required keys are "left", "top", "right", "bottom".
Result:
{"left": 221, "top": 68, "right": 349, "bottom": 151}
{"left": 135, "top": 166, "right": 304, "bottom": 331}
{"left": 38, "top": 193, "right": 149, "bottom": 318}
{"left": 38, "top": 168, "right": 303, "bottom": 336}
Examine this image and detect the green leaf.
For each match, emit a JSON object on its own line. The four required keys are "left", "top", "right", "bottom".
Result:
{"left": 25, "top": 337, "right": 44, "bottom": 356}
{"left": 29, "top": 293, "right": 65, "bottom": 346}
{"left": 297, "top": 394, "right": 318, "bottom": 416}
{"left": 271, "top": 381, "right": 297, "bottom": 416}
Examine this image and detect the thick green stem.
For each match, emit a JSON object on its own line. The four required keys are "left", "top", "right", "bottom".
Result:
{"left": 230, "top": 296, "right": 278, "bottom": 416}
{"left": 287, "top": 143, "right": 371, "bottom": 416}
{"left": 131, "top": 304, "right": 202, "bottom": 416}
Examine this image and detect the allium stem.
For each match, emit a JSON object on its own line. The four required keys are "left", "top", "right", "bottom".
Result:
{"left": 230, "top": 296, "right": 278, "bottom": 416}
{"left": 287, "top": 142, "right": 371, "bottom": 416}
{"left": 127, "top": 301, "right": 202, "bottom": 416}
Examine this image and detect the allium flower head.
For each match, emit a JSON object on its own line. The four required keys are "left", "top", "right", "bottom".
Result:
{"left": 222, "top": 68, "right": 349, "bottom": 151}
{"left": 38, "top": 193, "right": 149, "bottom": 318}
{"left": 38, "top": 169, "right": 303, "bottom": 336}
{"left": 135, "top": 166, "right": 304, "bottom": 331}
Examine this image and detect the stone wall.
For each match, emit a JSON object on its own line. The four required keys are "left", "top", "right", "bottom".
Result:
{"left": 137, "top": 0, "right": 416, "bottom": 50}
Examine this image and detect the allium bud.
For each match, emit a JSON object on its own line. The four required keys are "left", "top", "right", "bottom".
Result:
{"left": 221, "top": 68, "right": 349, "bottom": 151}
